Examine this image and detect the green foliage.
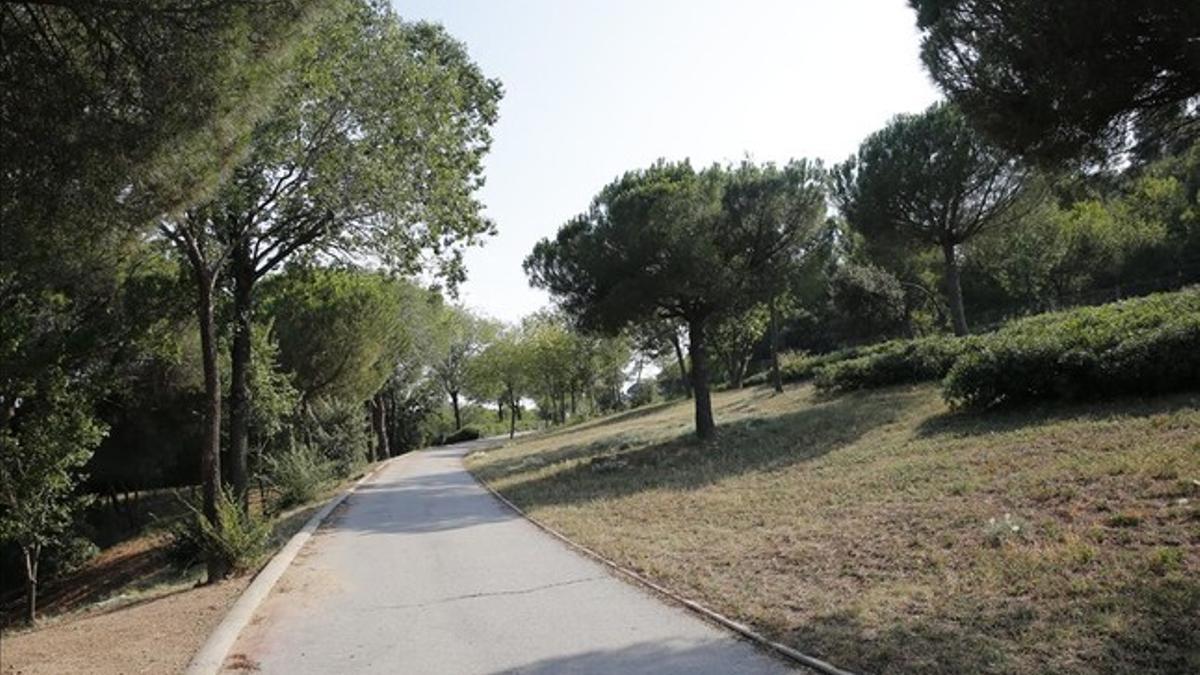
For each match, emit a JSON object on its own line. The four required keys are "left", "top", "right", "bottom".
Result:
{"left": 171, "top": 488, "right": 272, "bottom": 575}
{"left": 711, "top": 305, "right": 769, "bottom": 388}
{"left": 944, "top": 290, "right": 1200, "bottom": 408}
{"left": 828, "top": 263, "right": 909, "bottom": 340}
{"left": 267, "top": 269, "right": 423, "bottom": 403}
{"left": 911, "top": 0, "right": 1200, "bottom": 165}
{"left": 526, "top": 159, "right": 826, "bottom": 437}
{"left": 263, "top": 445, "right": 334, "bottom": 510}
{"left": 0, "top": 370, "right": 106, "bottom": 618}
{"left": 299, "top": 396, "right": 374, "bottom": 476}
{"left": 835, "top": 101, "right": 1031, "bottom": 335}
{"left": 440, "top": 427, "right": 483, "bottom": 445}
{"left": 814, "top": 336, "right": 974, "bottom": 393}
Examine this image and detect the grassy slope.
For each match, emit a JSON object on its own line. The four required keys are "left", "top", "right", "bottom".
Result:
{"left": 467, "top": 384, "right": 1200, "bottom": 675}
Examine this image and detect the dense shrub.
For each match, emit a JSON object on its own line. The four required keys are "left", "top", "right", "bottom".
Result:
{"left": 944, "top": 290, "right": 1200, "bottom": 408}
{"left": 813, "top": 335, "right": 973, "bottom": 392}
{"left": 168, "top": 489, "right": 272, "bottom": 575}
{"left": 743, "top": 346, "right": 885, "bottom": 387}
{"left": 264, "top": 445, "right": 333, "bottom": 510}
{"left": 300, "top": 396, "right": 372, "bottom": 476}
{"left": 440, "top": 426, "right": 483, "bottom": 445}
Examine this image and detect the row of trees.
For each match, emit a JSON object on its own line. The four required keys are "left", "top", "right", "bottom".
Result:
{"left": 1, "top": 0, "right": 503, "bottom": 620}
{"left": 528, "top": 0, "right": 1198, "bottom": 440}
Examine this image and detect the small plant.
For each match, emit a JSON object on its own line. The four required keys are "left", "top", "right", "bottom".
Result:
{"left": 1146, "top": 547, "right": 1185, "bottom": 576}
{"left": 169, "top": 488, "right": 272, "bottom": 575}
{"left": 983, "top": 512, "right": 1028, "bottom": 547}
{"left": 263, "top": 444, "right": 334, "bottom": 510}
{"left": 1105, "top": 512, "right": 1142, "bottom": 528}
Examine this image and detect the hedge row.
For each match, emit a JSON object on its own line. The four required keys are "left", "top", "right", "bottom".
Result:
{"left": 742, "top": 345, "right": 884, "bottom": 387}
{"left": 944, "top": 290, "right": 1200, "bottom": 408}
{"left": 812, "top": 335, "right": 976, "bottom": 393}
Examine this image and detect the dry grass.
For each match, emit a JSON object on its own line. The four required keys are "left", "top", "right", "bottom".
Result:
{"left": 467, "top": 384, "right": 1200, "bottom": 675}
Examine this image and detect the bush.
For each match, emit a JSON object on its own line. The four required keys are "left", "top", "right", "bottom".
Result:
{"left": 813, "top": 335, "right": 973, "bottom": 393}
{"left": 301, "top": 396, "right": 372, "bottom": 476}
{"left": 944, "top": 289, "right": 1200, "bottom": 408}
{"left": 168, "top": 488, "right": 272, "bottom": 575}
{"left": 264, "top": 445, "right": 333, "bottom": 510}
{"left": 743, "top": 346, "right": 885, "bottom": 387}
{"left": 440, "top": 426, "right": 482, "bottom": 445}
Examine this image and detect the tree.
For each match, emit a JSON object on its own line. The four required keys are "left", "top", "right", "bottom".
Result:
{"left": 0, "top": 372, "right": 106, "bottom": 624}
{"left": 828, "top": 263, "right": 909, "bottom": 341}
{"left": 835, "top": 102, "right": 1031, "bottom": 336}
{"left": 719, "top": 160, "right": 827, "bottom": 393}
{"left": 162, "top": 2, "right": 500, "bottom": 506}
{"left": 521, "top": 312, "right": 576, "bottom": 425}
{"left": 2, "top": 1, "right": 332, "bottom": 583}
{"left": 469, "top": 328, "right": 532, "bottom": 438}
{"left": 526, "top": 159, "right": 824, "bottom": 439}
{"left": 430, "top": 307, "right": 497, "bottom": 431}
{"left": 266, "top": 269, "right": 424, "bottom": 462}
{"left": 710, "top": 305, "right": 769, "bottom": 389}
{"left": 909, "top": 0, "right": 1200, "bottom": 166}
{"left": 630, "top": 320, "right": 692, "bottom": 398}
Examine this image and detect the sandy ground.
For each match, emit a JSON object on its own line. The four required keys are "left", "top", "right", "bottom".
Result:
{"left": 1, "top": 576, "right": 249, "bottom": 675}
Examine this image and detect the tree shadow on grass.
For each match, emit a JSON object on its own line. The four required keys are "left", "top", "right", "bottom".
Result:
{"left": 490, "top": 387, "right": 926, "bottom": 510}
{"left": 915, "top": 391, "right": 1200, "bottom": 439}
{"left": 766, "top": 568, "right": 1199, "bottom": 675}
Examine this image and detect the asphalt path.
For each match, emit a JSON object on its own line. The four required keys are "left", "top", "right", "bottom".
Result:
{"left": 221, "top": 439, "right": 795, "bottom": 674}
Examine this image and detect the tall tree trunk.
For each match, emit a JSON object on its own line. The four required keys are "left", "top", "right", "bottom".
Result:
{"left": 687, "top": 317, "right": 716, "bottom": 440}
{"left": 669, "top": 330, "right": 692, "bottom": 399}
{"left": 497, "top": 398, "right": 504, "bottom": 421}
{"left": 194, "top": 276, "right": 227, "bottom": 582}
{"left": 769, "top": 293, "right": 783, "bottom": 393}
{"left": 370, "top": 393, "right": 389, "bottom": 461}
{"left": 941, "top": 241, "right": 969, "bottom": 336}
{"left": 450, "top": 391, "right": 462, "bottom": 430}
{"left": 23, "top": 544, "right": 39, "bottom": 624}
{"left": 507, "top": 388, "right": 517, "bottom": 439}
{"left": 569, "top": 389, "right": 577, "bottom": 416}
{"left": 228, "top": 240, "right": 254, "bottom": 509}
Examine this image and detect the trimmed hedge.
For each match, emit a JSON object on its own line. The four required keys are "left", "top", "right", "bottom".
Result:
{"left": 742, "top": 346, "right": 884, "bottom": 387}
{"left": 944, "top": 290, "right": 1200, "bottom": 408}
{"left": 813, "top": 335, "right": 974, "bottom": 393}
{"left": 440, "top": 426, "right": 482, "bottom": 445}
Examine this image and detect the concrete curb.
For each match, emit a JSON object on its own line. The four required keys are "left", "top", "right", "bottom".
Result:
{"left": 184, "top": 457, "right": 398, "bottom": 675}
{"left": 467, "top": 467, "right": 857, "bottom": 675}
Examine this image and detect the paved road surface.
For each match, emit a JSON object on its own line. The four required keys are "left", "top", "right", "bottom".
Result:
{"left": 222, "top": 440, "right": 795, "bottom": 674}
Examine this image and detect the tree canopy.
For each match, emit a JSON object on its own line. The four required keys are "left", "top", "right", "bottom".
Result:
{"left": 910, "top": 0, "right": 1200, "bottom": 166}
{"left": 835, "top": 102, "right": 1031, "bottom": 335}
{"left": 526, "top": 159, "right": 825, "bottom": 438}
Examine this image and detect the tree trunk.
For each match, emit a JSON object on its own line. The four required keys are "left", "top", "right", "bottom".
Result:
{"left": 687, "top": 317, "right": 716, "bottom": 440}
{"left": 370, "top": 393, "right": 389, "bottom": 461}
{"left": 228, "top": 240, "right": 254, "bottom": 509}
{"left": 508, "top": 389, "right": 518, "bottom": 439}
{"left": 569, "top": 389, "right": 577, "bottom": 416}
{"left": 669, "top": 330, "right": 692, "bottom": 398}
{"left": 497, "top": 399, "right": 504, "bottom": 421}
{"left": 195, "top": 276, "right": 227, "bottom": 583}
{"left": 450, "top": 391, "right": 462, "bottom": 430}
{"left": 769, "top": 294, "right": 783, "bottom": 393}
{"left": 23, "top": 544, "right": 39, "bottom": 624}
{"left": 941, "top": 241, "right": 969, "bottom": 336}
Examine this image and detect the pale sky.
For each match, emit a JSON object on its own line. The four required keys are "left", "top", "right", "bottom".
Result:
{"left": 397, "top": 0, "right": 942, "bottom": 323}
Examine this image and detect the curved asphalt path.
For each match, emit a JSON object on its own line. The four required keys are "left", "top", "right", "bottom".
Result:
{"left": 221, "top": 439, "right": 795, "bottom": 674}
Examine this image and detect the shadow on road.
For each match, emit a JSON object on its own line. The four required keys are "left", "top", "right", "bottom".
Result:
{"left": 491, "top": 639, "right": 792, "bottom": 674}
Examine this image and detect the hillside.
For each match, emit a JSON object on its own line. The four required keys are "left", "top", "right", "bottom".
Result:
{"left": 467, "top": 384, "right": 1200, "bottom": 674}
